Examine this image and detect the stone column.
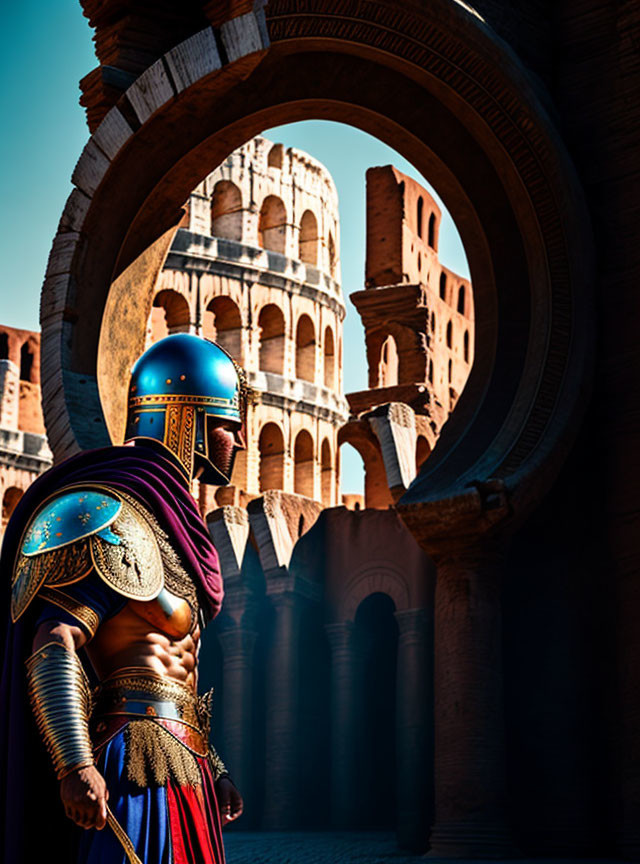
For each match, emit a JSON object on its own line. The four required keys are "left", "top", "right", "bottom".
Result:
{"left": 394, "top": 608, "right": 433, "bottom": 851}
{"left": 325, "top": 621, "right": 365, "bottom": 828}
{"left": 262, "top": 591, "right": 303, "bottom": 828}
{"left": 216, "top": 625, "right": 258, "bottom": 819}
{"left": 428, "top": 542, "right": 514, "bottom": 858}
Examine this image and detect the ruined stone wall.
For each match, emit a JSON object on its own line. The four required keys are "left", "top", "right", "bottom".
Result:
{"left": 0, "top": 326, "right": 52, "bottom": 538}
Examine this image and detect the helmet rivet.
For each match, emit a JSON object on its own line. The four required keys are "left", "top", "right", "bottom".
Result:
{"left": 166, "top": 378, "right": 172, "bottom": 385}
{"left": 180, "top": 374, "right": 186, "bottom": 381}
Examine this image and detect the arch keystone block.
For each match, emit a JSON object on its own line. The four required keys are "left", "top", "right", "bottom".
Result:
{"left": 92, "top": 107, "right": 134, "bottom": 160}
{"left": 221, "top": 9, "right": 269, "bottom": 62}
{"left": 165, "top": 29, "right": 222, "bottom": 93}
{"left": 71, "top": 139, "right": 110, "bottom": 198}
{"left": 126, "top": 58, "right": 175, "bottom": 125}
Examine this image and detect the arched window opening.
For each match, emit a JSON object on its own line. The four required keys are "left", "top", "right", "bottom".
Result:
{"left": 416, "top": 435, "right": 431, "bottom": 471}
{"left": 428, "top": 359, "right": 434, "bottom": 384}
{"left": 323, "top": 326, "right": 335, "bottom": 389}
{"left": 267, "top": 143, "right": 283, "bottom": 169}
{"left": 430, "top": 311, "right": 436, "bottom": 332}
{"left": 339, "top": 441, "right": 365, "bottom": 500}
{"left": 258, "top": 304, "right": 285, "bottom": 374}
{"left": 417, "top": 253, "right": 422, "bottom": 272}
{"left": 464, "top": 329, "right": 470, "bottom": 363}
{"left": 428, "top": 213, "right": 436, "bottom": 248}
{"left": 152, "top": 290, "right": 190, "bottom": 338}
{"left": 206, "top": 296, "right": 243, "bottom": 361}
{"left": 417, "top": 196, "right": 424, "bottom": 238}
{"left": 354, "top": 593, "right": 398, "bottom": 826}
{"left": 296, "top": 315, "right": 316, "bottom": 382}
{"left": 457, "top": 284, "right": 466, "bottom": 315}
{"left": 299, "top": 210, "right": 318, "bottom": 265}
{"left": 2, "top": 486, "right": 23, "bottom": 528}
{"left": 258, "top": 196, "right": 287, "bottom": 254}
{"left": 19, "top": 343, "right": 34, "bottom": 382}
{"left": 294, "top": 429, "right": 314, "bottom": 498}
{"left": 0, "top": 333, "right": 8, "bottom": 360}
{"left": 321, "top": 438, "right": 332, "bottom": 506}
{"left": 377, "top": 335, "right": 399, "bottom": 388}
{"left": 446, "top": 320, "right": 453, "bottom": 349}
{"left": 211, "top": 181, "right": 243, "bottom": 241}
{"left": 327, "top": 232, "right": 336, "bottom": 277}
{"left": 258, "top": 423, "right": 285, "bottom": 492}
{"left": 448, "top": 358, "right": 453, "bottom": 383}
{"left": 439, "top": 272, "right": 447, "bottom": 300}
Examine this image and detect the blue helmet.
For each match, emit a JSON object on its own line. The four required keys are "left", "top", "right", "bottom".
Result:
{"left": 124, "top": 333, "right": 248, "bottom": 485}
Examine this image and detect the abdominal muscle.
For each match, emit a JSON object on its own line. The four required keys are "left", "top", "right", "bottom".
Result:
{"left": 85, "top": 598, "right": 200, "bottom": 691}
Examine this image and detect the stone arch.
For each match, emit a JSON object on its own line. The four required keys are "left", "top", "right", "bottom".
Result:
{"left": 151, "top": 289, "right": 191, "bottom": 338}
{"left": 341, "top": 563, "right": 412, "bottom": 622}
{"left": 205, "top": 296, "right": 243, "bottom": 362}
{"left": 258, "top": 422, "right": 285, "bottom": 492}
{"left": 42, "top": 1, "right": 593, "bottom": 535}
{"left": 294, "top": 428, "right": 314, "bottom": 498}
{"left": 268, "top": 142, "right": 283, "bottom": 169}
{"left": 299, "top": 209, "right": 318, "bottom": 266}
{"left": 258, "top": 195, "right": 287, "bottom": 254}
{"left": 211, "top": 180, "right": 243, "bottom": 241}
{"left": 2, "top": 486, "right": 23, "bottom": 529}
{"left": 19, "top": 340, "right": 36, "bottom": 384}
{"left": 323, "top": 325, "right": 335, "bottom": 389}
{"left": 258, "top": 304, "right": 286, "bottom": 374}
{"left": 378, "top": 334, "right": 399, "bottom": 388}
{"left": 295, "top": 314, "right": 316, "bottom": 383}
{"left": 321, "top": 437, "right": 332, "bottom": 506}
{"left": 428, "top": 212, "right": 437, "bottom": 249}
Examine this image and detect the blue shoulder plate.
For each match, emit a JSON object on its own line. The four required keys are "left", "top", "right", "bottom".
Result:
{"left": 22, "top": 488, "right": 122, "bottom": 556}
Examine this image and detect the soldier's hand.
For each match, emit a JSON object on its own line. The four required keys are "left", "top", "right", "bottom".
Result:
{"left": 60, "top": 765, "right": 109, "bottom": 830}
{"left": 216, "top": 776, "right": 243, "bottom": 826}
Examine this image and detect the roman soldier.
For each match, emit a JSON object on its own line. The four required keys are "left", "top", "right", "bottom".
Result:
{"left": 1, "top": 333, "right": 247, "bottom": 863}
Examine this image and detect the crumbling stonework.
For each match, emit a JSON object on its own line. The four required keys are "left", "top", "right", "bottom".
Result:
{"left": 0, "top": 327, "right": 52, "bottom": 538}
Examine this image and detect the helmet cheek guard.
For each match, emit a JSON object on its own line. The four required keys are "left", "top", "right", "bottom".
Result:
{"left": 124, "top": 334, "right": 250, "bottom": 486}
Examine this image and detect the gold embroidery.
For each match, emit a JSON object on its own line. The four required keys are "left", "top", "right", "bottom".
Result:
{"left": 11, "top": 540, "right": 93, "bottom": 622}
{"left": 39, "top": 587, "right": 100, "bottom": 638}
{"left": 125, "top": 720, "right": 202, "bottom": 788}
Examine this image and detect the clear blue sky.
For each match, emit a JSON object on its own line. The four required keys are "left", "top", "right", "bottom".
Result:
{"left": 0, "top": 4, "right": 469, "bottom": 494}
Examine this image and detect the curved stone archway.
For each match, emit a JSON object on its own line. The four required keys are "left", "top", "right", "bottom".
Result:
{"left": 41, "top": 0, "right": 593, "bottom": 539}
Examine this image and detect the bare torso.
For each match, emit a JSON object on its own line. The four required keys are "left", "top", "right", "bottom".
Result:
{"left": 85, "top": 589, "right": 200, "bottom": 690}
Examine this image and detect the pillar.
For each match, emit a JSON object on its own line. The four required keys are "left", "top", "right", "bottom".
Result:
{"left": 428, "top": 542, "right": 514, "bottom": 857}
{"left": 262, "top": 591, "right": 303, "bottom": 828}
{"left": 394, "top": 608, "right": 433, "bottom": 851}
{"left": 325, "top": 621, "right": 366, "bottom": 828}
{"left": 217, "top": 625, "right": 258, "bottom": 821}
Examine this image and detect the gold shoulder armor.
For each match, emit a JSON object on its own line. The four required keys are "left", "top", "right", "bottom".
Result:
{"left": 11, "top": 486, "right": 164, "bottom": 622}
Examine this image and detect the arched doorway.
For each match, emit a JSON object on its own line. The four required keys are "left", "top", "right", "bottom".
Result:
{"left": 258, "top": 423, "right": 285, "bottom": 492}
{"left": 258, "top": 304, "right": 285, "bottom": 374}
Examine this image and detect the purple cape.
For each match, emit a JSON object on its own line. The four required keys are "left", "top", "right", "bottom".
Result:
{"left": 0, "top": 442, "right": 223, "bottom": 863}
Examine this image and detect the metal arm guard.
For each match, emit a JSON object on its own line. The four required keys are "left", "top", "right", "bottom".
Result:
{"left": 25, "top": 641, "right": 94, "bottom": 780}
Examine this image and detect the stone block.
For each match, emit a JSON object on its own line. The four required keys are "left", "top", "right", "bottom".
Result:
{"left": 221, "top": 10, "right": 268, "bottom": 63}
{"left": 165, "top": 28, "right": 221, "bottom": 93}
{"left": 71, "top": 139, "right": 110, "bottom": 197}
{"left": 366, "top": 402, "right": 417, "bottom": 493}
{"left": 126, "top": 58, "right": 174, "bottom": 125}
{"left": 92, "top": 106, "right": 134, "bottom": 160}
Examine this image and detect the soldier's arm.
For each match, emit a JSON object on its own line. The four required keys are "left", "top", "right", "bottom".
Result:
{"left": 31, "top": 618, "right": 109, "bottom": 831}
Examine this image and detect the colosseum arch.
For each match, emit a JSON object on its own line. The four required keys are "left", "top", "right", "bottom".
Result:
{"left": 295, "top": 314, "right": 316, "bottom": 383}
{"left": 294, "top": 428, "right": 314, "bottom": 498}
{"left": 2, "top": 486, "right": 23, "bottom": 530}
{"left": 323, "top": 326, "right": 335, "bottom": 389}
{"left": 298, "top": 209, "right": 318, "bottom": 266}
{"left": 258, "top": 304, "right": 286, "bottom": 374}
{"left": 258, "top": 422, "right": 285, "bottom": 492}
{"left": 205, "top": 296, "right": 243, "bottom": 362}
{"left": 211, "top": 180, "right": 243, "bottom": 241}
{"left": 151, "top": 289, "right": 191, "bottom": 339}
{"left": 19, "top": 339, "right": 37, "bottom": 384}
{"left": 258, "top": 195, "right": 287, "bottom": 254}
{"left": 267, "top": 142, "right": 283, "bottom": 169}
{"left": 378, "top": 334, "right": 399, "bottom": 388}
